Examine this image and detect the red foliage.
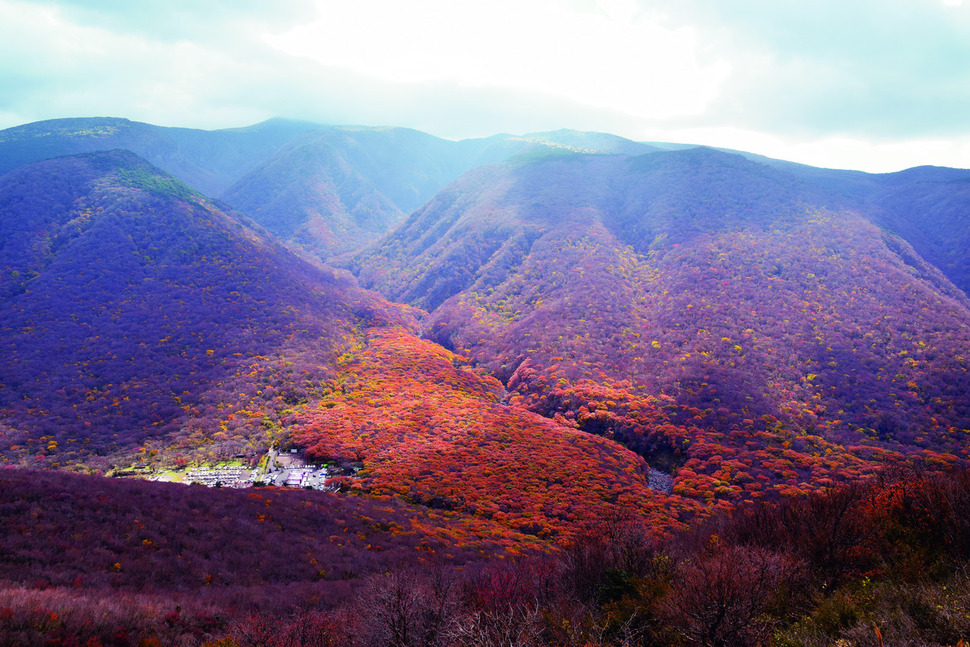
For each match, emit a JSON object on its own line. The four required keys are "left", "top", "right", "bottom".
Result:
{"left": 294, "top": 324, "right": 675, "bottom": 541}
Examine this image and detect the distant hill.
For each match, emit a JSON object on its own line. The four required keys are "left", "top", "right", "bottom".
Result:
{"left": 0, "top": 116, "right": 320, "bottom": 197}
{"left": 218, "top": 127, "right": 653, "bottom": 259}
{"left": 352, "top": 148, "right": 847, "bottom": 307}
{"left": 219, "top": 126, "right": 537, "bottom": 259}
{"left": 690, "top": 150, "right": 970, "bottom": 297}
{"left": 353, "top": 147, "right": 970, "bottom": 504}
{"left": 867, "top": 167, "right": 970, "bottom": 297}
{"left": 7, "top": 119, "right": 970, "bottom": 280}
{"left": 0, "top": 118, "right": 668, "bottom": 262}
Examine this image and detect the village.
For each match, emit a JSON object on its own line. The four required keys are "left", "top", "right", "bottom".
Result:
{"left": 149, "top": 447, "right": 344, "bottom": 491}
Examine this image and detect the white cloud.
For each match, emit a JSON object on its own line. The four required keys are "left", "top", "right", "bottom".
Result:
{"left": 650, "top": 0, "right": 970, "bottom": 138}
{"left": 642, "top": 125, "right": 970, "bottom": 172}
{"left": 0, "top": 0, "right": 281, "bottom": 128}
{"left": 264, "top": 0, "right": 730, "bottom": 121}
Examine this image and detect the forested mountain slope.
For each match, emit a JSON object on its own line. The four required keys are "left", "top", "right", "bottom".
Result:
{"left": 867, "top": 167, "right": 970, "bottom": 296}
{"left": 353, "top": 147, "right": 970, "bottom": 504}
{"left": 0, "top": 150, "right": 394, "bottom": 469}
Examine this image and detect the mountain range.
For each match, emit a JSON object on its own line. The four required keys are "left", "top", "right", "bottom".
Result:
{"left": 2, "top": 116, "right": 970, "bottom": 645}
{"left": 3, "top": 115, "right": 970, "bottom": 499}
{"left": 0, "top": 118, "right": 636, "bottom": 261}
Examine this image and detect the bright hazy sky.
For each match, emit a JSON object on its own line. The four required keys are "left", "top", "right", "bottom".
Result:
{"left": 2, "top": 0, "right": 970, "bottom": 172}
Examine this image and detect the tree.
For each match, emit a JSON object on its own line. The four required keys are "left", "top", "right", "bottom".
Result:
{"left": 350, "top": 568, "right": 459, "bottom": 647}
{"left": 661, "top": 542, "right": 801, "bottom": 647}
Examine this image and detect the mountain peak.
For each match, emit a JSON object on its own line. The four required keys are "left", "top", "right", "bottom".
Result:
{"left": 519, "top": 128, "right": 659, "bottom": 155}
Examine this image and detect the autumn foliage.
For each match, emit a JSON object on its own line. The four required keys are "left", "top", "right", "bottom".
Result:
{"left": 294, "top": 323, "right": 674, "bottom": 541}
{"left": 356, "top": 149, "right": 970, "bottom": 509}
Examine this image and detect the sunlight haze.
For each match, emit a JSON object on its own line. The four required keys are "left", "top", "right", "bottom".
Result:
{"left": 1, "top": 0, "right": 969, "bottom": 172}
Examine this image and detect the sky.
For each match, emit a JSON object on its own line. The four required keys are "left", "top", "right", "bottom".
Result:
{"left": 2, "top": 0, "right": 970, "bottom": 172}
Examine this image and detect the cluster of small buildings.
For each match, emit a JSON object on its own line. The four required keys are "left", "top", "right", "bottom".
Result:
{"left": 184, "top": 466, "right": 255, "bottom": 488}
{"left": 146, "top": 455, "right": 340, "bottom": 490}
